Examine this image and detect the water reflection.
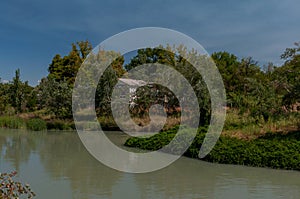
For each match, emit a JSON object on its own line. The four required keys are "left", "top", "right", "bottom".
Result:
{"left": 0, "top": 129, "right": 123, "bottom": 199}
{"left": 0, "top": 129, "right": 37, "bottom": 170}
{"left": 38, "top": 132, "right": 125, "bottom": 199}
{"left": 0, "top": 129, "right": 300, "bottom": 199}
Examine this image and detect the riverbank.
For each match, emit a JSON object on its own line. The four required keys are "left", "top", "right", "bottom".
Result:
{"left": 125, "top": 126, "right": 300, "bottom": 170}
{"left": 0, "top": 116, "right": 75, "bottom": 131}
{"left": 0, "top": 114, "right": 183, "bottom": 131}
{"left": 1, "top": 113, "right": 300, "bottom": 170}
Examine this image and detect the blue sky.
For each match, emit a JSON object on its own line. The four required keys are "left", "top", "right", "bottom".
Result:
{"left": 0, "top": 0, "right": 300, "bottom": 85}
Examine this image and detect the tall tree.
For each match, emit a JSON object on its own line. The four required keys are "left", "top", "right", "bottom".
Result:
{"left": 211, "top": 51, "right": 239, "bottom": 92}
{"left": 10, "top": 69, "right": 22, "bottom": 113}
{"left": 124, "top": 46, "right": 211, "bottom": 124}
{"left": 278, "top": 42, "right": 300, "bottom": 109}
{"left": 0, "top": 80, "right": 11, "bottom": 115}
{"left": 48, "top": 41, "right": 93, "bottom": 85}
{"left": 8, "top": 69, "right": 35, "bottom": 113}
{"left": 37, "top": 77, "right": 72, "bottom": 119}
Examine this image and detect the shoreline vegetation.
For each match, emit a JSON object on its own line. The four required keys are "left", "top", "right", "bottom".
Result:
{"left": 1, "top": 109, "right": 298, "bottom": 133}
{"left": 125, "top": 124, "right": 300, "bottom": 171}
{"left": 0, "top": 40, "right": 299, "bottom": 171}
{"left": 1, "top": 110, "right": 299, "bottom": 170}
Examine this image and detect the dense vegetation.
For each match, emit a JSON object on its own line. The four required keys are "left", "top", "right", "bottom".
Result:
{"left": 125, "top": 126, "right": 300, "bottom": 170}
{"left": 0, "top": 39, "right": 299, "bottom": 173}
{"left": 122, "top": 43, "right": 299, "bottom": 170}
{"left": 0, "top": 40, "right": 299, "bottom": 132}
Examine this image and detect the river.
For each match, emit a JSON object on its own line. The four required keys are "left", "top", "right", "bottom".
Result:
{"left": 0, "top": 129, "right": 299, "bottom": 199}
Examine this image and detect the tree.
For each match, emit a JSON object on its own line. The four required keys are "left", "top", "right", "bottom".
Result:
{"left": 37, "top": 77, "right": 72, "bottom": 119}
{"left": 124, "top": 46, "right": 211, "bottom": 124}
{"left": 211, "top": 52, "right": 263, "bottom": 108}
{"left": 48, "top": 41, "right": 93, "bottom": 85}
{"left": 0, "top": 80, "right": 11, "bottom": 115}
{"left": 282, "top": 82, "right": 300, "bottom": 110}
{"left": 278, "top": 42, "right": 300, "bottom": 109}
{"left": 7, "top": 69, "right": 36, "bottom": 113}
{"left": 10, "top": 69, "right": 22, "bottom": 113}
{"left": 92, "top": 50, "right": 126, "bottom": 115}
{"left": 244, "top": 78, "right": 281, "bottom": 121}
{"left": 211, "top": 51, "right": 239, "bottom": 92}
{"left": 41, "top": 41, "right": 126, "bottom": 119}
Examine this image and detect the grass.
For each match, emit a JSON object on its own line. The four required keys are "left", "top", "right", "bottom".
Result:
{"left": 96, "top": 108, "right": 299, "bottom": 136}
{"left": 0, "top": 116, "right": 26, "bottom": 129}
{"left": 223, "top": 110, "right": 300, "bottom": 140}
{"left": 0, "top": 115, "right": 75, "bottom": 131}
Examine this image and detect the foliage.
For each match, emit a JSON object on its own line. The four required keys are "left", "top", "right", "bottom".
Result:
{"left": 124, "top": 126, "right": 180, "bottom": 149}
{"left": 240, "top": 78, "right": 282, "bottom": 121}
{"left": 10, "top": 69, "right": 23, "bottom": 113}
{"left": 211, "top": 53, "right": 263, "bottom": 100}
{"left": 37, "top": 77, "right": 73, "bottom": 119}
{"left": 97, "top": 116, "right": 119, "bottom": 131}
{"left": 124, "top": 46, "right": 211, "bottom": 124}
{"left": 38, "top": 41, "right": 95, "bottom": 119}
{"left": 223, "top": 110, "right": 299, "bottom": 135}
{"left": 283, "top": 82, "right": 300, "bottom": 108}
{"left": 0, "top": 70, "right": 36, "bottom": 115}
{"left": 279, "top": 43, "right": 300, "bottom": 109}
{"left": 211, "top": 51, "right": 240, "bottom": 94}
{"left": 0, "top": 82, "right": 12, "bottom": 115}
{"left": 0, "top": 116, "right": 26, "bottom": 129}
{"left": 95, "top": 67, "right": 119, "bottom": 116}
{"left": 26, "top": 118, "right": 47, "bottom": 131}
{"left": 46, "top": 120, "right": 75, "bottom": 130}
{"left": 47, "top": 42, "right": 126, "bottom": 120}
{"left": 89, "top": 50, "right": 125, "bottom": 116}
{"left": 125, "top": 127, "right": 300, "bottom": 170}
{"left": 48, "top": 41, "right": 92, "bottom": 85}
{"left": 0, "top": 40, "right": 299, "bottom": 127}
{"left": 212, "top": 47, "right": 299, "bottom": 121}
{"left": 203, "top": 131, "right": 300, "bottom": 170}
{"left": 0, "top": 116, "right": 75, "bottom": 131}
{"left": 0, "top": 171, "right": 35, "bottom": 199}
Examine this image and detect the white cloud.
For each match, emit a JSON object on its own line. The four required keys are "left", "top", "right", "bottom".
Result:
{"left": 1, "top": 79, "right": 9, "bottom": 83}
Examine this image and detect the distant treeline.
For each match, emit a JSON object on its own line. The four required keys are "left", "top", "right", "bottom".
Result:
{"left": 0, "top": 40, "right": 299, "bottom": 126}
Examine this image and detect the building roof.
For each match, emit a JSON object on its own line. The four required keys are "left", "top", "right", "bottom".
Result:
{"left": 118, "top": 78, "right": 147, "bottom": 87}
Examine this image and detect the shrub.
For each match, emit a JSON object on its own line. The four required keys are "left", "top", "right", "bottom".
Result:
{"left": 125, "top": 127, "right": 300, "bottom": 170}
{"left": 46, "top": 120, "right": 75, "bottom": 130}
{"left": 26, "top": 118, "right": 47, "bottom": 131}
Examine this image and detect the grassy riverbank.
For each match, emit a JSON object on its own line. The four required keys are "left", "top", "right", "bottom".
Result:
{"left": 0, "top": 114, "right": 183, "bottom": 131}
{"left": 0, "top": 116, "right": 75, "bottom": 131}
{"left": 125, "top": 125, "right": 300, "bottom": 170}
{"left": 1, "top": 111, "right": 299, "bottom": 170}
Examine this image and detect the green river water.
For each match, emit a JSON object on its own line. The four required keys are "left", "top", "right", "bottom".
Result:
{"left": 0, "top": 129, "right": 299, "bottom": 199}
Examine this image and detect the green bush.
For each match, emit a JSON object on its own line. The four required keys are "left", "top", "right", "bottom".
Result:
{"left": 125, "top": 127, "right": 300, "bottom": 170}
{"left": 26, "top": 118, "right": 47, "bottom": 131}
{"left": 46, "top": 120, "right": 75, "bottom": 130}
